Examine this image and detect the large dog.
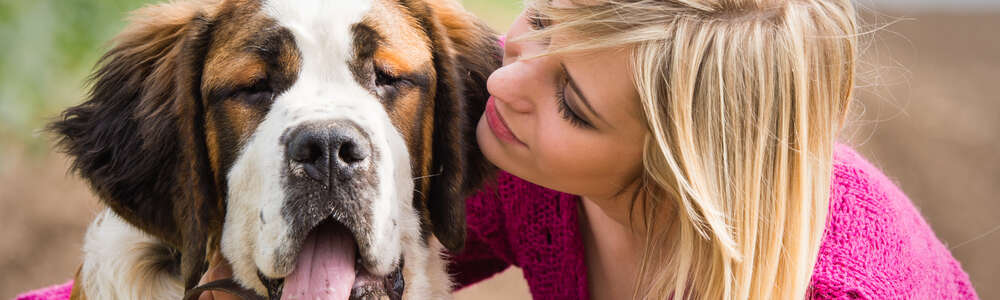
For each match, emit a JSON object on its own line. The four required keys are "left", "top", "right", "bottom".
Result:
{"left": 49, "top": 0, "right": 499, "bottom": 299}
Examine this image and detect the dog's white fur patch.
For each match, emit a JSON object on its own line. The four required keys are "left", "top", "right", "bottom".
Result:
{"left": 403, "top": 237, "right": 456, "bottom": 299}
{"left": 79, "top": 209, "right": 184, "bottom": 300}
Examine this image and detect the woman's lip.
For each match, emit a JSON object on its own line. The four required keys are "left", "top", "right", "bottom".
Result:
{"left": 485, "top": 96, "right": 526, "bottom": 146}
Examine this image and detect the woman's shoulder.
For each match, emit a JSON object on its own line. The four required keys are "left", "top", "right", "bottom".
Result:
{"left": 809, "top": 145, "right": 977, "bottom": 299}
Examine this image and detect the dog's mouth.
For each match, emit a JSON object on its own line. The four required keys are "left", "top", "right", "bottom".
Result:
{"left": 259, "top": 219, "right": 404, "bottom": 300}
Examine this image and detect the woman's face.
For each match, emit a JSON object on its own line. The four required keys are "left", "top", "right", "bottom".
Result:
{"left": 476, "top": 9, "right": 647, "bottom": 200}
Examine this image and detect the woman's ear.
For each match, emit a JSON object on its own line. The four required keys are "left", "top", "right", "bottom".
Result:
{"left": 416, "top": 0, "right": 502, "bottom": 252}
{"left": 48, "top": 1, "right": 221, "bottom": 289}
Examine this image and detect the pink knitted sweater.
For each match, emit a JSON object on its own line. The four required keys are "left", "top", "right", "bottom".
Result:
{"left": 447, "top": 145, "right": 978, "bottom": 299}
{"left": 17, "top": 146, "right": 978, "bottom": 299}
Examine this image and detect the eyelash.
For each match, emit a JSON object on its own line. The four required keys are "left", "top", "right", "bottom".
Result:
{"left": 556, "top": 74, "right": 593, "bottom": 129}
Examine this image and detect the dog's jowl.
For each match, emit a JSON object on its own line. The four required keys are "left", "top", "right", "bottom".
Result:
{"left": 49, "top": 0, "right": 499, "bottom": 299}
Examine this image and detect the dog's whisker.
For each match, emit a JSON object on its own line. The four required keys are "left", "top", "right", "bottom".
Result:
{"left": 412, "top": 172, "right": 442, "bottom": 182}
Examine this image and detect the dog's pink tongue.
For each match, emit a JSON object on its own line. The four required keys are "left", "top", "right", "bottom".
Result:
{"left": 280, "top": 224, "right": 356, "bottom": 300}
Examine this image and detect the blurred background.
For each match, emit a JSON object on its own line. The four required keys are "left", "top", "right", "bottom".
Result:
{"left": 1, "top": 0, "right": 996, "bottom": 299}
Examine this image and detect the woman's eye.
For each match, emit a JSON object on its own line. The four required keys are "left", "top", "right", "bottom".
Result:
{"left": 555, "top": 74, "right": 594, "bottom": 129}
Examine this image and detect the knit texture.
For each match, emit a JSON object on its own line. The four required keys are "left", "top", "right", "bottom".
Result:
{"left": 449, "top": 145, "right": 978, "bottom": 299}
{"left": 17, "top": 146, "right": 978, "bottom": 299}
{"left": 15, "top": 280, "right": 72, "bottom": 300}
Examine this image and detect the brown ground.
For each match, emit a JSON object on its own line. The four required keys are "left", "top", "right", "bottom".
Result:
{"left": 3, "top": 12, "right": 997, "bottom": 300}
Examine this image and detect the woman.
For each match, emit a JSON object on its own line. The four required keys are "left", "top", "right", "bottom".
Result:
{"left": 448, "top": 0, "right": 976, "bottom": 299}
{"left": 202, "top": 0, "right": 977, "bottom": 299}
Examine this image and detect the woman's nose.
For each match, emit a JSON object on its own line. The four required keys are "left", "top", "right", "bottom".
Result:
{"left": 486, "top": 64, "right": 535, "bottom": 113}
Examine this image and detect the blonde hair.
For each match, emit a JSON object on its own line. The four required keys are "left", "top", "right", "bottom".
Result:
{"left": 523, "top": 0, "right": 857, "bottom": 299}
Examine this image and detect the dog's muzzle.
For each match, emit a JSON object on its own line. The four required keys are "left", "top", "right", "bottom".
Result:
{"left": 237, "top": 120, "right": 405, "bottom": 300}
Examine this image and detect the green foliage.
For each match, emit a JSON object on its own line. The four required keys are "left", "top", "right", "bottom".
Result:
{"left": 0, "top": 0, "right": 152, "bottom": 151}
{"left": 0, "top": 0, "right": 517, "bottom": 152}
{"left": 463, "top": 0, "right": 522, "bottom": 31}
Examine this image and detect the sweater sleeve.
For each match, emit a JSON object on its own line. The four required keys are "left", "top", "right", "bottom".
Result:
{"left": 809, "top": 145, "right": 979, "bottom": 299}
{"left": 448, "top": 174, "right": 515, "bottom": 290}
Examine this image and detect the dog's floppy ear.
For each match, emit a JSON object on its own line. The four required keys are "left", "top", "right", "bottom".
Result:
{"left": 416, "top": 0, "right": 502, "bottom": 252}
{"left": 48, "top": 1, "right": 221, "bottom": 289}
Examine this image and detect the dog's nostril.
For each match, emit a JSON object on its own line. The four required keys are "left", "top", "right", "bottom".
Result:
{"left": 289, "top": 138, "right": 323, "bottom": 164}
{"left": 337, "top": 140, "right": 369, "bottom": 164}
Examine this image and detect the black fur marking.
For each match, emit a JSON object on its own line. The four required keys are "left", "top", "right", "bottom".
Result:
{"left": 47, "top": 3, "right": 226, "bottom": 290}
{"left": 402, "top": 0, "right": 501, "bottom": 252}
{"left": 179, "top": 14, "right": 223, "bottom": 290}
{"left": 47, "top": 13, "right": 216, "bottom": 250}
{"left": 46, "top": 1, "right": 235, "bottom": 289}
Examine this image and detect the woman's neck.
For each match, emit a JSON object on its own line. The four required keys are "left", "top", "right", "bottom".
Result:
{"left": 579, "top": 195, "right": 641, "bottom": 300}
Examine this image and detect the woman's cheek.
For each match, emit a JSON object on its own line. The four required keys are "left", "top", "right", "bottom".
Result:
{"left": 536, "top": 129, "right": 600, "bottom": 175}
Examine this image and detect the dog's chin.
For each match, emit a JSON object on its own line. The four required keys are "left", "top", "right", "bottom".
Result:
{"left": 260, "top": 219, "right": 404, "bottom": 300}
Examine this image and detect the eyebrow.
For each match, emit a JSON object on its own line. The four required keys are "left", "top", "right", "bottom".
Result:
{"left": 562, "top": 64, "right": 610, "bottom": 127}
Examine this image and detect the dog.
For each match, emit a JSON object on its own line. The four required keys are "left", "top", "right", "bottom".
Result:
{"left": 48, "top": 0, "right": 499, "bottom": 298}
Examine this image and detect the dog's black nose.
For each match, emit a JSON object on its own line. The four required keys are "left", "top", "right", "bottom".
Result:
{"left": 285, "top": 121, "right": 372, "bottom": 181}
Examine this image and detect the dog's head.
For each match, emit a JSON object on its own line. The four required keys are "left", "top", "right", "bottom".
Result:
{"left": 49, "top": 0, "right": 499, "bottom": 298}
